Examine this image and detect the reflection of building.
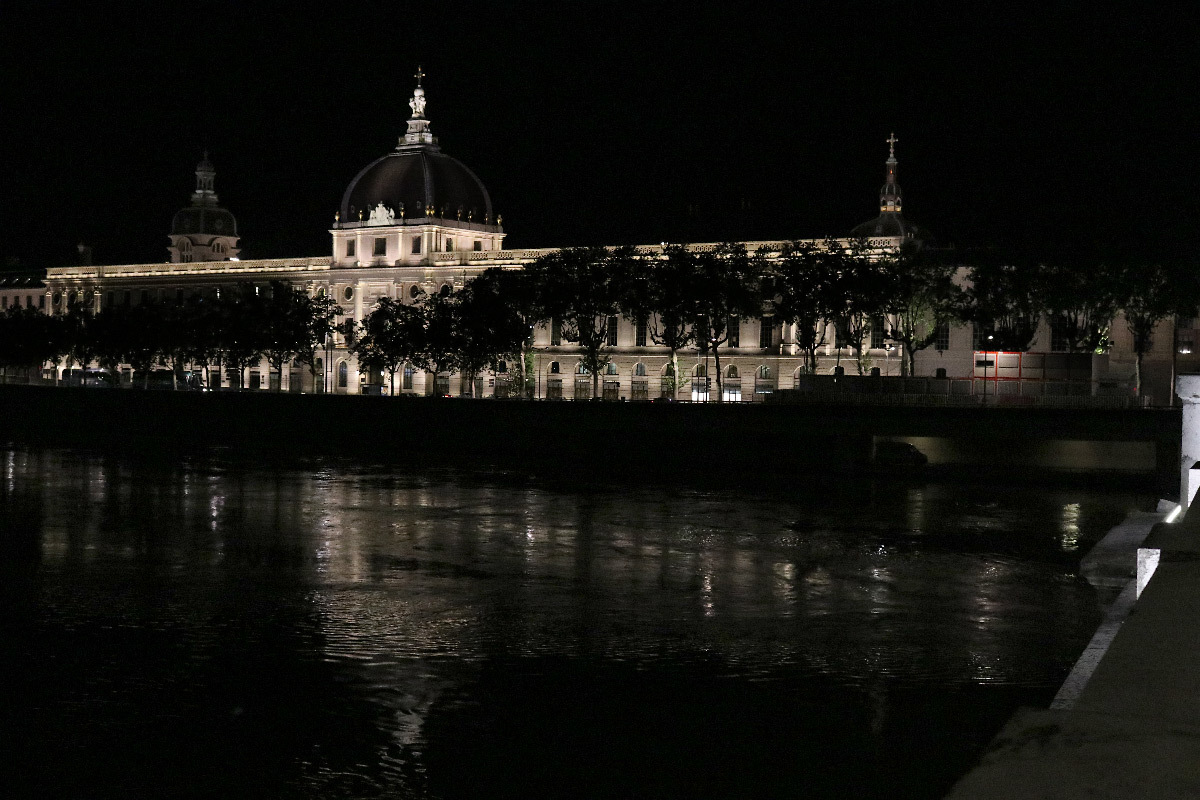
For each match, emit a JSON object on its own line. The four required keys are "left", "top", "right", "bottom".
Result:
{"left": 14, "top": 75, "right": 1186, "bottom": 403}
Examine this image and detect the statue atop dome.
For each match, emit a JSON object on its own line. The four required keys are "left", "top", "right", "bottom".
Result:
{"left": 401, "top": 66, "right": 436, "bottom": 147}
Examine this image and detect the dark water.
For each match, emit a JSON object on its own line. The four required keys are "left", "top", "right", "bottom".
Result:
{"left": 0, "top": 446, "right": 1147, "bottom": 799}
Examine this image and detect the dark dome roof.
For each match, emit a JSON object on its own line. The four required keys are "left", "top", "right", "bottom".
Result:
{"left": 340, "top": 147, "right": 493, "bottom": 223}
{"left": 171, "top": 206, "right": 238, "bottom": 236}
{"left": 850, "top": 211, "right": 928, "bottom": 241}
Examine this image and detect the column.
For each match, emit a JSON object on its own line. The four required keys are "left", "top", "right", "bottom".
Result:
{"left": 1176, "top": 374, "right": 1200, "bottom": 511}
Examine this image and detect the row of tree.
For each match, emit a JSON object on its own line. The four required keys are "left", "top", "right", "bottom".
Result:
{"left": 0, "top": 283, "right": 341, "bottom": 389}
{"left": 0, "top": 243, "right": 1194, "bottom": 397}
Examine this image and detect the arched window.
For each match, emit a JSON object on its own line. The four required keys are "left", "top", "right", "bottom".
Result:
{"left": 439, "top": 284, "right": 451, "bottom": 297}
{"left": 576, "top": 363, "right": 590, "bottom": 375}
{"left": 692, "top": 364, "right": 706, "bottom": 377}
{"left": 726, "top": 365, "right": 739, "bottom": 379}
{"left": 497, "top": 360, "right": 508, "bottom": 373}
{"left": 757, "top": 365, "right": 772, "bottom": 379}
{"left": 605, "top": 363, "right": 618, "bottom": 375}
{"left": 634, "top": 363, "right": 646, "bottom": 377}
{"left": 661, "top": 363, "right": 674, "bottom": 377}
{"left": 409, "top": 284, "right": 421, "bottom": 299}
{"left": 337, "top": 361, "right": 348, "bottom": 388}
{"left": 549, "top": 361, "right": 560, "bottom": 374}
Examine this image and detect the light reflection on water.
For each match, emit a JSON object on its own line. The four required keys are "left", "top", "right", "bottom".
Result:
{"left": 0, "top": 446, "right": 1149, "bottom": 798}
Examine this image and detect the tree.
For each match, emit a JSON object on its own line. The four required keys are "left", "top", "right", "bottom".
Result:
{"left": 453, "top": 272, "right": 536, "bottom": 397}
{"left": 294, "top": 291, "right": 342, "bottom": 393}
{"left": 766, "top": 240, "right": 841, "bottom": 375}
{"left": 691, "top": 243, "right": 761, "bottom": 400}
{"left": 827, "top": 240, "right": 896, "bottom": 375}
{"left": 526, "top": 246, "right": 634, "bottom": 399}
{"left": 0, "top": 305, "right": 62, "bottom": 383}
{"left": 959, "top": 260, "right": 1040, "bottom": 352}
{"left": 885, "top": 244, "right": 961, "bottom": 376}
{"left": 623, "top": 244, "right": 701, "bottom": 399}
{"left": 353, "top": 296, "right": 424, "bottom": 395}
{"left": 215, "top": 284, "right": 269, "bottom": 389}
{"left": 1038, "top": 262, "right": 1119, "bottom": 354}
{"left": 1117, "top": 262, "right": 1200, "bottom": 397}
{"left": 259, "top": 282, "right": 315, "bottom": 391}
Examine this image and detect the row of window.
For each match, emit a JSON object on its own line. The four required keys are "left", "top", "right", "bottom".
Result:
{"left": 542, "top": 361, "right": 773, "bottom": 379}
{"left": 0, "top": 294, "right": 45, "bottom": 310}
{"left": 345, "top": 236, "right": 485, "bottom": 258}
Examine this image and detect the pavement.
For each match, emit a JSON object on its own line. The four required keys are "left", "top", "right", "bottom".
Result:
{"left": 945, "top": 505, "right": 1200, "bottom": 799}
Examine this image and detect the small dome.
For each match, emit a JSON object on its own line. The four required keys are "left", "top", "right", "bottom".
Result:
{"left": 171, "top": 206, "right": 238, "bottom": 236}
{"left": 340, "top": 148, "right": 493, "bottom": 224}
{"left": 850, "top": 212, "right": 925, "bottom": 240}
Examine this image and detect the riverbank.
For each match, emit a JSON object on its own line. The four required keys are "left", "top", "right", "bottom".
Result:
{"left": 0, "top": 385, "right": 1179, "bottom": 491}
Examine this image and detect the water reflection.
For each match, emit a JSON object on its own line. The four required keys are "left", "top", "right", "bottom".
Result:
{"left": 0, "top": 446, "right": 1148, "bottom": 798}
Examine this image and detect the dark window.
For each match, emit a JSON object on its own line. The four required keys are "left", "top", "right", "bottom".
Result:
{"left": 1050, "top": 317, "right": 1069, "bottom": 353}
{"left": 759, "top": 317, "right": 773, "bottom": 349}
{"left": 1, "top": 297, "right": 7, "bottom": 309}
{"left": 402, "top": 365, "right": 414, "bottom": 390}
{"left": 473, "top": 240, "right": 482, "bottom": 251}
{"left": 550, "top": 319, "right": 561, "bottom": 346}
{"left": 140, "top": 290, "right": 149, "bottom": 305}
{"left": 409, "top": 284, "right": 421, "bottom": 300}
{"left": 346, "top": 239, "right": 356, "bottom": 258}
{"left": 549, "top": 361, "right": 560, "bottom": 374}
{"left": 935, "top": 322, "right": 950, "bottom": 351}
{"left": 337, "top": 362, "right": 348, "bottom": 388}
{"left": 411, "top": 237, "right": 422, "bottom": 254}
{"left": 606, "top": 316, "right": 618, "bottom": 347}
{"left": 727, "top": 317, "right": 740, "bottom": 348}
{"left": 26, "top": 295, "right": 33, "bottom": 307}
{"left": 176, "top": 289, "right": 185, "bottom": 305}
{"left": 38, "top": 295, "right": 45, "bottom": 309}
{"left": 373, "top": 238, "right": 386, "bottom": 256}
{"left": 445, "top": 238, "right": 454, "bottom": 252}
{"left": 635, "top": 317, "right": 647, "bottom": 347}
{"left": 871, "top": 317, "right": 885, "bottom": 350}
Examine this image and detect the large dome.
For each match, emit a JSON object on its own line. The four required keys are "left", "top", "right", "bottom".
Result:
{"left": 340, "top": 148, "right": 493, "bottom": 224}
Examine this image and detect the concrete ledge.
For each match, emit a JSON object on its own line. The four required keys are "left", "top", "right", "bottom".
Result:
{"left": 948, "top": 503, "right": 1200, "bottom": 798}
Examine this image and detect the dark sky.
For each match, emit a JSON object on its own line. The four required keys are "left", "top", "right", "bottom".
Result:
{"left": 1, "top": 2, "right": 1194, "bottom": 269}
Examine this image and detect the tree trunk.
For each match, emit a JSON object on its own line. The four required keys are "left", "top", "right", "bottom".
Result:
{"left": 713, "top": 346, "right": 723, "bottom": 402}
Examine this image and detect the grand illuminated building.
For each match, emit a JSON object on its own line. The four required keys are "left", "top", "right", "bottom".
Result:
{"left": 4, "top": 74, "right": 1182, "bottom": 402}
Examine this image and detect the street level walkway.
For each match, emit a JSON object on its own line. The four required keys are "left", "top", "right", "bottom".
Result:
{"left": 946, "top": 506, "right": 1200, "bottom": 799}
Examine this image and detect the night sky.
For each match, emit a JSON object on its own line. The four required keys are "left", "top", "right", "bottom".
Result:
{"left": 2, "top": 3, "right": 1193, "bottom": 269}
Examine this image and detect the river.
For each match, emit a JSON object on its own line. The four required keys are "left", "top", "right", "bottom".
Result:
{"left": 0, "top": 446, "right": 1149, "bottom": 798}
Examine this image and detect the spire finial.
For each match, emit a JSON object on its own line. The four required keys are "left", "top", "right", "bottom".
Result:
{"left": 887, "top": 132, "right": 898, "bottom": 159}
{"left": 414, "top": 65, "right": 425, "bottom": 87}
{"left": 401, "top": 67, "right": 437, "bottom": 147}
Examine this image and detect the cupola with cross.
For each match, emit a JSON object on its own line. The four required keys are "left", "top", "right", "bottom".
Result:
{"left": 850, "top": 133, "right": 928, "bottom": 242}
{"left": 168, "top": 153, "right": 240, "bottom": 263}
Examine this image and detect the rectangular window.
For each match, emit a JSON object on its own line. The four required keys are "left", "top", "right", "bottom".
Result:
{"left": 871, "top": 317, "right": 885, "bottom": 350}
{"left": 935, "top": 322, "right": 950, "bottom": 351}
{"left": 402, "top": 365, "right": 414, "bottom": 390}
{"left": 140, "top": 290, "right": 149, "bottom": 305}
{"left": 551, "top": 318, "right": 561, "bottom": 346}
{"left": 26, "top": 295, "right": 33, "bottom": 307}
{"left": 176, "top": 289, "right": 185, "bottom": 305}
{"left": 635, "top": 317, "right": 647, "bottom": 347}
{"left": 474, "top": 240, "right": 482, "bottom": 251}
{"left": 2, "top": 297, "right": 7, "bottom": 309}
{"left": 411, "top": 237, "right": 422, "bottom": 254}
{"left": 727, "top": 317, "right": 740, "bottom": 348}
{"left": 1051, "top": 317, "right": 1070, "bottom": 353}
{"left": 606, "top": 316, "right": 618, "bottom": 347}
{"left": 373, "top": 237, "right": 386, "bottom": 256}
{"left": 38, "top": 295, "right": 45, "bottom": 309}
{"left": 346, "top": 239, "right": 356, "bottom": 258}
{"left": 446, "top": 238, "right": 454, "bottom": 252}
{"left": 760, "top": 317, "right": 773, "bottom": 349}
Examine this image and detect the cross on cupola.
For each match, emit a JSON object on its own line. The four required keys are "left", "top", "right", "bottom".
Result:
{"left": 880, "top": 132, "right": 901, "bottom": 213}
{"left": 401, "top": 65, "right": 437, "bottom": 147}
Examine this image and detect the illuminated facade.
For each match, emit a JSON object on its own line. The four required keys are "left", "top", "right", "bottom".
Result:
{"left": 24, "top": 75, "right": 1183, "bottom": 402}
